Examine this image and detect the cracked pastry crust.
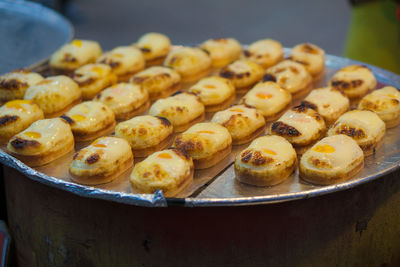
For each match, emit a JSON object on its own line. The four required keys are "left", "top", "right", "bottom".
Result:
{"left": 243, "top": 39, "right": 283, "bottom": 69}
{"left": 24, "top": 75, "right": 82, "bottom": 118}
{"left": 0, "top": 100, "right": 44, "bottom": 144}
{"left": 200, "top": 38, "right": 242, "bottom": 68}
{"left": 327, "top": 110, "right": 385, "bottom": 156}
{"left": 299, "top": 135, "right": 364, "bottom": 185}
{"left": 0, "top": 70, "right": 44, "bottom": 101}
{"left": 115, "top": 115, "right": 174, "bottom": 157}
{"left": 173, "top": 122, "right": 232, "bottom": 169}
{"left": 290, "top": 43, "right": 325, "bottom": 80}
{"left": 135, "top": 32, "right": 171, "bottom": 66}
{"left": 7, "top": 118, "right": 74, "bottom": 166}
{"left": 235, "top": 135, "right": 297, "bottom": 186}
{"left": 69, "top": 136, "right": 133, "bottom": 185}
{"left": 130, "top": 148, "right": 194, "bottom": 197}
{"left": 49, "top": 39, "right": 102, "bottom": 75}
{"left": 130, "top": 66, "right": 181, "bottom": 101}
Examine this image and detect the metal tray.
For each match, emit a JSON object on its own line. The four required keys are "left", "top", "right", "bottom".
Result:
{"left": 1, "top": 51, "right": 399, "bottom": 207}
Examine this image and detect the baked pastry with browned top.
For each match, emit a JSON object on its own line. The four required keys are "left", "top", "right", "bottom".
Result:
{"left": 70, "top": 137, "right": 133, "bottom": 185}
{"left": 61, "top": 101, "right": 116, "bottom": 141}
{"left": 243, "top": 39, "right": 283, "bottom": 69}
{"left": 135, "top": 32, "right": 171, "bottom": 66}
{"left": 72, "top": 63, "right": 117, "bottom": 100}
{"left": 7, "top": 118, "right": 74, "bottom": 166}
{"left": 299, "top": 135, "right": 364, "bottom": 185}
{"left": 49, "top": 39, "right": 102, "bottom": 75}
{"left": 358, "top": 86, "right": 400, "bottom": 128}
{"left": 200, "top": 38, "right": 242, "bottom": 68}
{"left": 0, "top": 100, "right": 44, "bottom": 144}
{"left": 130, "top": 66, "right": 181, "bottom": 101}
{"left": 235, "top": 135, "right": 297, "bottom": 186}
{"left": 290, "top": 43, "right": 325, "bottom": 80}
{"left": 211, "top": 104, "right": 265, "bottom": 145}
{"left": 0, "top": 70, "right": 43, "bottom": 101}
{"left": 173, "top": 122, "right": 232, "bottom": 169}
{"left": 130, "top": 148, "right": 194, "bottom": 196}
{"left": 327, "top": 110, "right": 385, "bottom": 155}
{"left": 115, "top": 115, "right": 174, "bottom": 157}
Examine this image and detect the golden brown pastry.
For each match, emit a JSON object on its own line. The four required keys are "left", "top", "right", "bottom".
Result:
{"left": 135, "top": 32, "right": 171, "bottom": 66}
{"left": 290, "top": 43, "right": 325, "bottom": 79}
{"left": 0, "top": 70, "right": 43, "bottom": 102}
{"left": 69, "top": 137, "right": 133, "bottom": 185}
{"left": 200, "top": 38, "right": 242, "bottom": 68}
{"left": 243, "top": 39, "right": 283, "bottom": 69}
{"left": 235, "top": 135, "right": 297, "bottom": 186}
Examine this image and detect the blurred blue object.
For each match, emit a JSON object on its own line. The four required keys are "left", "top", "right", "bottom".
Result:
{"left": 0, "top": 220, "right": 10, "bottom": 267}
{"left": 0, "top": 0, "right": 73, "bottom": 74}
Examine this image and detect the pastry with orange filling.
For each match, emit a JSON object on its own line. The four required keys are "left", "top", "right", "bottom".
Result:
{"left": 219, "top": 59, "right": 264, "bottom": 93}
{"left": 301, "top": 87, "right": 350, "bottom": 125}
{"left": 200, "top": 38, "right": 242, "bottom": 68}
{"left": 72, "top": 63, "right": 117, "bottom": 100}
{"left": 24, "top": 76, "right": 81, "bottom": 118}
{"left": 135, "top": 32, "right": 171, "bottom": 66}
{"left": 130, "top": 148, "right": 193, "bottom": 196}
{"left": 7, "top": 118, "right": 74, "bottom": 166}
{"left": 0, "top": 70, "right": 43, "bottom": 101}
{"left": 97, "top": 46, "right": 145, "bottom": 82}
{"left": 243, "top": 39, "right": 283, "bottom": 69}
{"left": 299, "top": 135, "right": 364, "bottom": 185}
{"left": 211, "top": 105, "right": 266, "bottom": 145}
{"left": 173, "top": 122, "right": 232, "bottom": 169}
{"left": 130, "top": 66, "right": 181, "bottom": 101}
{"left": 115, "top": 115, "right": 173, "bottom": 157}
{"left": 240, "top": 81, "right": 292, "bottom": 121}
{"left": 270, "top": 105, "right": 326, "bottom": 154}
{"left": 188, "top": 76, "right": 235, "bottom": 112}
{"left": 164, "top": 47, "right": 212, "bottom": 83}
{"left": 49, "top": 39, "right": 102, "bottom": 75}
{"left": 235, "top": 135, "right": 297, "bottom": 186}
{"left": 327, "top": 110, "right": 385, "bottom": 156}
{"left": 329, "top": 65, "right": 376, "bottom": 101}
{"left": 69, "top": 137, "right": 133, "bottom": 185}
{"left": 290, "top": 43, "right": 325, "bottom": 80}
{"left": 358, "top": 86, "right": 400, "bottom": 128}
{"left": 95, "top": 83, "right": 149, "bottom": 121}
{"left": 0, "top": 100, "right": 44, "bottom": 144}
{"left": 264, "top": 60, "right": 312, "bottom": 99}
{"left": 61, "top": 101, "right": 116, "bottom": 141}
{"left": 148, "top": 92, "right": 205, "bottom": 132}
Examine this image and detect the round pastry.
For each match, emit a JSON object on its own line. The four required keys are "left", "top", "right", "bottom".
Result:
{"left": 61, "top": 101, "right": 116, "bottom": 142}
{"left": 235, "top": 135, "right": 297, "bottom": 186}
{"left": 264, "top": 60, "right": 313, "bottom": 99}
{"left": 200, "top": 38, "right": 242, "bottom": 68}
{"left": 301, "top": 87, "right": 350, "bottom": 125}
{"left": 219, "top": 59, "right": 264, "bottom": 93}
{"left": 329, "top": 65, "right": 376, "bottom": 101}
{"left": 148, "top": 92, "right": 205, "bottom": 132}
{"left": 24, "top": 75, "right": 81, "bottom": 118}
{"left": 69, "top": 137, "right": 133, "bottom": 185}
{"left": 173, "top": 122, "right": 232, "bottom": 169}
{"left": 163, "top": 47, "right": 212, "bottom": 83}
{"left": 130, "top": 66, "right": 181, "bottom": 101}
{"left": 0, "top": 100, "right": 44, "bottom": 144}
{"left": 211, "top": 104, "right": 266, "bottom": 145}
{"left": 240, "top": 81, "right": 292, "bottom": 121}
{"left": 49, "top": 39, "right": 102, "bottom": 75}
{"left": 327, "top": 110, "right": 385, "bottom": 156}
{"left": 0, "top": 70, "right": 44, "bottom": 102}
{"left": 135, "top": 32, "right": 171, "bottom": 66}
{"left": 114, "top": 115, "right": 174, "bottom": 157}
{"left": 97, "top": 46, "right": 145, "bottom": 82}
{"left": 95, "top": 83, "right": 149, "bottom": 121}
{"left": 358, "top": 86, "right": 400, "bottom": 128}
{"left": 290, "top": 43, "right": 325, "bottom": 80}
{"left": 130, "top": 148, "right": 194, "bottom": 197}
{"left": 243, "top": 39, "right": 283, "bottom": 69}
{"left": 270, "top": 105, "right": 326, "bottom": 154}
{"left": 188, "top": 76, "right": 235, "bottom": 112}
{"left": 72, "top": 63, "right": 117, "bottom": 100}
{"left": 299, "top": 134, "right": 364, "bottom": 185}
{"left": 7, "top": 117, "right": 74, "bottom": 167}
